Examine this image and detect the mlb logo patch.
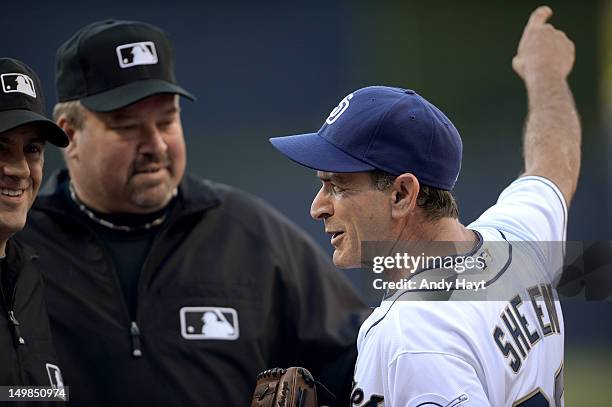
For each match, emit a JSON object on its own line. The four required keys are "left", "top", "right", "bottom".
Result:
{"left": 1, "top": 73, "right": 36, "bottom": 98}
{"left": 180, "top": 306, "right": 239, "bottom": 340}
{"left": 116, "top": 41, "right": 158, "bottom": 68}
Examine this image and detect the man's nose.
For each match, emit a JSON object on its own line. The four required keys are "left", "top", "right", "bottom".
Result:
{"left": 310, "top": 187, "right": 333, "bottom": 220}
{"left": 1, "top": 153, "right": 30, "bottom": 179}
{"left": 139, "top": 125, "right": 168, "bottom": 155}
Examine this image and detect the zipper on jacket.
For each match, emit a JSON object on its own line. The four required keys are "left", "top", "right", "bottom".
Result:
{"left": 1, "top": 275, "right": 27, "bottom": 384}
{"left": 65, "top": 206, "right": 175, "bottom": 359}
{"left": 130, "top": 321, "right": 143, "bottom": 358}
{"left": 8, "top": 310, "right": 25, "bottom": 346}
{"left": 1, "top": 278, "right": 26, "bottom": 347}
{"left": 82, "top": 227, "right": 145, "bottom": 358}
{"left": 132, "top": 218, "right": 174, "bottom": 354}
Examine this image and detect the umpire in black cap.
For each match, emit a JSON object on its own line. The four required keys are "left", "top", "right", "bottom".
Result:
{"left": 17, "top": 20, "right": 366, "bottom": 406}
{"left": 0, "top": 57, "right": 68, "bottom": 393}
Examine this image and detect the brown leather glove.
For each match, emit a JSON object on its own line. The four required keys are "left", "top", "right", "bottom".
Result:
{"left": 251, "top": 367, "right": 335, "bottom": 407}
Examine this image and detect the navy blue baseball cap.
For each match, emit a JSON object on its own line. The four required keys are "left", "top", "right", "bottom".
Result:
{"left": 269, "top": 86, "right": 462, "bottom": 190}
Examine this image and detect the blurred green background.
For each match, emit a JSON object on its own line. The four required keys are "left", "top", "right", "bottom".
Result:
{"left": 1, "top": 0, "right": 610, "bottom": 403}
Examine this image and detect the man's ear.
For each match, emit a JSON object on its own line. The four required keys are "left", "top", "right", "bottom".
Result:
{"left": 390, "top": 173, "right": 420, "bottom": 219}
{"left": 57, "top": 115, "right": 79, "bottom": 160}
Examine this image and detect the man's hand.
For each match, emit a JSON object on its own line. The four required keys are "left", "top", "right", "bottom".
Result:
{"left": 517, "top": 6, "right": 581, "bottom": 206}
{"left": 512, "top": 6, "right": 575, "bottom": 82}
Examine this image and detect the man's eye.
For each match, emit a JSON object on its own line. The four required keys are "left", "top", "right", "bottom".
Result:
{"left": 157, "top": 120, "right": 173, "bottom": 129}
{"left": 25, "top": 144, "right": 43, "bottom": 154}
{"left": 331, "top": 184, "right": 344, "bottom": 194}
{"left": 113, "top": 124, "right": 138, "bottom": 132}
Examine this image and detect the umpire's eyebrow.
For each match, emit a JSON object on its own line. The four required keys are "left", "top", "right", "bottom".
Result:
{"left": 109, "top": 105, "right": 180, "bottom": 122}
{"left": 0, "top": 136, "right": 45, "bottom": 145}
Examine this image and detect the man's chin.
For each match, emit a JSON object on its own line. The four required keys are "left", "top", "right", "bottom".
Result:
{"left": 332, "top": 252, "right": 361, "bottom": 269}
{"left": 130, "top": 186, "right": 175, "bottom": 212}
{"left": 0, "top": 218, "right": 27, "bottom": 239}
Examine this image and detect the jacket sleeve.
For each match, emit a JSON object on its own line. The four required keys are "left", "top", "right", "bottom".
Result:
{"left": 274, "top": 219, "right": 368, "bottom": 405}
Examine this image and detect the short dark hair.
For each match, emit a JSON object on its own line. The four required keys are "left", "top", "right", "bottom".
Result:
{"left": 369, "top": 170, "right": 459, "bottom": 221}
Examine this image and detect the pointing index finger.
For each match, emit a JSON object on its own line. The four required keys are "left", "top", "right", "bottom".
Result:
{"left": 527, "top": 6, "right": 553, "bottom": 28}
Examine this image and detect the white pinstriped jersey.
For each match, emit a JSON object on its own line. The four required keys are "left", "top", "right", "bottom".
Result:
{"left": 351, "top": 176, "right": 566, "bottom": 407}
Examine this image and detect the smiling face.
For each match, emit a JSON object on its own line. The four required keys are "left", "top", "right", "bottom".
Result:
{"left": 0, "top": 124, "right": 44, "bottom": 245}
{"left": 66, "top": 94, "right": 186, "bottom": 214}
{"left": 310, "top": 171, "right": 397, "bottom": 268}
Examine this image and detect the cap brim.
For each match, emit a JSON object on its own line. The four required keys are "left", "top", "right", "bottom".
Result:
{"left": 269, "top": 133, "right": 375, "bottom": 173}
{"left": 80, "top": 79, "right": 196, "bottom": 112}
{"left": 0, "top": 109, "right": 69, "bottom": 147}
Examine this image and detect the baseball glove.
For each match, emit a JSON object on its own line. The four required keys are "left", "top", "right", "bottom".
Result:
{"left": 250, "top": 366, "right": 335, "bottom": 407}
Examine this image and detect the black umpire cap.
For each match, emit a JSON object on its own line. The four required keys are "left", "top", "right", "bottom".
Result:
{"left": 0, "top": 58, "right": 69, "bottom": 147}
{"left": 55, "top": 20, "right": 195, "bottom": 112}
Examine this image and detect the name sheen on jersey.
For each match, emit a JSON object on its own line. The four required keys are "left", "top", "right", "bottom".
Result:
{"left": 493, "top": 283, "right": 561, "bottom": 373}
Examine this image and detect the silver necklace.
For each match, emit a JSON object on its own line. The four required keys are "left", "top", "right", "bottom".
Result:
{"left": 68, "top": 182, "right": 169, "bottom": 232}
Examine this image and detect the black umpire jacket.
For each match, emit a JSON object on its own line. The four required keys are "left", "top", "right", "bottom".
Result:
{"left": 0, "top": 239, "right": 63, "bottom": 388}
{"left": 17, "top": 170, "right": 367, "bottom": 406}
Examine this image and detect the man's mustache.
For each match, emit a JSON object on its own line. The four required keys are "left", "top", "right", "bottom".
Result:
{"left": 0, "top": 177, "right": 31, "bottom": 190}
{"left": 130, "top": 154, "right": 172, "bottom": 174}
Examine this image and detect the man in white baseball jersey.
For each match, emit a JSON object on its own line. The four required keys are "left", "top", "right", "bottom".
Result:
{"left": 269, "top": 6, "right": 579, "bottom": 406}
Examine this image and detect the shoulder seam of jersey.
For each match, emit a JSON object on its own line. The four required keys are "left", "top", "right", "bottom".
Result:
{"left": 512, "top": 175, "right": 567, "bottom": 242}
{"left": 363, "top": 289, "right": 413, "bottom": 340}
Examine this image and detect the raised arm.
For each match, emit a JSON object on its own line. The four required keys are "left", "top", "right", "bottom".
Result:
{"left": 512, "top": 6, "right": 581, "bottom": 206}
